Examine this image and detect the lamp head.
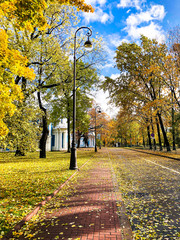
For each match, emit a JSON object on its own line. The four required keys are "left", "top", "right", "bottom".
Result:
{"left": 84, "top": 32, "right": 93, "bottom": 49}
{"left": 84, "top": 37, "right": 92, "bottom": 49}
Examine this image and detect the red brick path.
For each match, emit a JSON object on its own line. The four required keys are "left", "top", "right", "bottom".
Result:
{"left": 19, "top": 155, "right": 132, "bottom": 240}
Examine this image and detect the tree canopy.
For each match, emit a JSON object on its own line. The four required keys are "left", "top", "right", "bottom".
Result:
{"left": 102, "top": 35, "right": 180, "bottom": 150}
{"left": 0, "top": 0, "right": 94, "bottom": 140}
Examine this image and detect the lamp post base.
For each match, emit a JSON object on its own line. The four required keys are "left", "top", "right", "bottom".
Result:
{"left": 69, "top": 147, "right": 78, "bottom": 170}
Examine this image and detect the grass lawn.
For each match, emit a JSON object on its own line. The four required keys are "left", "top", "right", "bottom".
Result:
{"left": 0, "top": 149, "right": 95, "bottom": 238}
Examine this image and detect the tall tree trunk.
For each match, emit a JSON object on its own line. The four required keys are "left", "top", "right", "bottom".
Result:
{"left": 21, "top": 77, "right": 27, "bottom": 93}
{"left": 156, "top": 117, "right": 162, "bottom": 151}
{"left": 143, "top": 134, "right": 145, "bottom": 148}
{"left": 157, "top": 112, "right": 171, "bottom": 152}
{"left": 83, "top": 133, "right": 89, "bottom": 147}
{"left": 147, "top": 125, "right": 152, "bottom": 150}
{"left": 151, "top": 117, "right": 156, "bottom": 150}
{"left": 40, "top": 113, "right": 48, "bottom": 158}
{"left": 172, "top": 105, "right": 176, "bottom": 150}
{"left": 15, "top": 77, "right": 27, "bottom": 156}
{"left": 15, "top": 147, "right": 25, "bottom": 156}
{"left": 142, "top": 130, "right": 145, "bottom": 148}
{"left": 125, "top": 138, "right": 127, "bottom": 147}
{"left": 38, "top": 91, "right": 48, "bottom": 158}
{"left": 67, "top": 102, "right": 71, "bottom": 153}
{"left": 77, "top": 130, "right": 81, "bottom": 148}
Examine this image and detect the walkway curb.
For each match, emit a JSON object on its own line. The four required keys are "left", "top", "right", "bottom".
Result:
{"left": 127, "top": 148, "right": 180, "bottom": 161}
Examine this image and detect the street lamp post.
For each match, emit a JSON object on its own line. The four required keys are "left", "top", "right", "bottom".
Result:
{"left": 69, "top": 27, "right": 92, "bottom": 170}
{"left": 95, "top": 105, "right": 101, "bottom": 152}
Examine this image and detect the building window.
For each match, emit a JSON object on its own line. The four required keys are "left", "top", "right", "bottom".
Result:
{"left": 61, "top": 119, "right": 63, "bottom": 124}
{"left": 62, "top": 132, "right": 64, "bottom": 148}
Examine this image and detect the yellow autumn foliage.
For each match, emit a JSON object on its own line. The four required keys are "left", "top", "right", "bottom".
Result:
{"left": 0, "top": 0, "right": 94, "bottom": 138}
{"left": 0, "top": 83, "right": 17, "bottom": 136}
{"left": 0, "top": 0, "right": 94, "bottom": 30}
{"left": 0, "top": 29, "right": 35, "bottom": 138}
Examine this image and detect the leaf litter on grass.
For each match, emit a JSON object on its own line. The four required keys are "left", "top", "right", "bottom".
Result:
{"left": 0, "top": 149, "right": 94, "bottom": 239}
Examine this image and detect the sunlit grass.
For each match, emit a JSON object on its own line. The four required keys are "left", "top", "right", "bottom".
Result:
{"left": 0, "top": 149, "right": 94, "bottom": 238}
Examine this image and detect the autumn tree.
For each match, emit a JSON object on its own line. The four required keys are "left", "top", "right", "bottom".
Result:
{"left": 75, "top": 92, "right": 92, "bottom": 148}
{"left": 0, "top": 0, "right": 97, "bottom": 157}
{"left": 1, "top": 100, "right": 42, "bottom": 155}
{"left": 0, "top": 0, "right": 94, "bottom": 30}
{"left": 50, "top": 58, "right": 102, "bottom": 152}
{"left": 0, "top": 29, "right": 35, "bottom": 138}
{"left": 0, "top": 5, "right": 71, "bottom": 156}
{"left": 88, "top": 105, "right": 111, "bottom": 147}
{"left": 166, "top": 26, "right": 180, "bottom": 149}
{"left": 102, "top": 36, "right": 175, "bottom": 151}
{"left": 0, "top": 0, "right": 93, "bottom": 147}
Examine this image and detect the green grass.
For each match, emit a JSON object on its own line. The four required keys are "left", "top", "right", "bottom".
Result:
{"left": 0, "top": 149, "right": 94, "bottom": 238}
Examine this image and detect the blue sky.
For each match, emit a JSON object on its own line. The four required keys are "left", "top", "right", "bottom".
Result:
{"left": 80, "top": 0, "right": 180, "bottom": 116}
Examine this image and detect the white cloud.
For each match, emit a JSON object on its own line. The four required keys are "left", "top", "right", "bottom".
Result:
{"left": 150, "top": 5, "right": 166, "bottom": 20}
{"left": 101, "top": 63, "right": 114, "bottom": 69}
{"left": 125, "top": 5, "right": 166, "bottom": 42}
{"left": 83, "top": 0, "right": 113, "bottom": 24}
{"left": 108, "top": 34, "right": 129, "bottom": 47}
{"left": 91, "top": 88, "right": 118, "bottom": 118}
{"left": 82, "top": 7, "right": 114, "bottom": 24}
{"left": 89, "top": 74, "right": 119, "bottom": 118}
{"left": 126, "top": 5, "right": 166, "bottom": 26}
{"left": 110, "top": 73, "right": 120, "bottom": 79}
{"left": 103, "top": 33, "right": 130, "bottom": 52}
{"left": 132, "top": 22, "right": 165, "bottom": 42}
{"left": 85, "top": 0, "right": 106, "bottom": 6}
{"left": 117, "top": 0, "right": 146, "bottom": 10}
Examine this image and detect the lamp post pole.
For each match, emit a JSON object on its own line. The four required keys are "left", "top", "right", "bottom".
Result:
{"left": 95, "top": 109, "right": 97, "bottom": 152}
{"left": 69, "top": 27, "right": 92, "bottom": 170}
{"left": 94, "top": 105, "right": 101, "bottom": 152}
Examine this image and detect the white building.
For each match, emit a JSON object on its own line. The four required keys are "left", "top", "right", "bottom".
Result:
{"left": 46, "top": 119, "right": 68, "bottom": 151}
{"left": 46, "top": 119, "right": 95, "bottom": 151}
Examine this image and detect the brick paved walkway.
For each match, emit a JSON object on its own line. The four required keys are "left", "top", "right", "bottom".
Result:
{"left": 14, "top": 153, "right": 133, "bottom": 240}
